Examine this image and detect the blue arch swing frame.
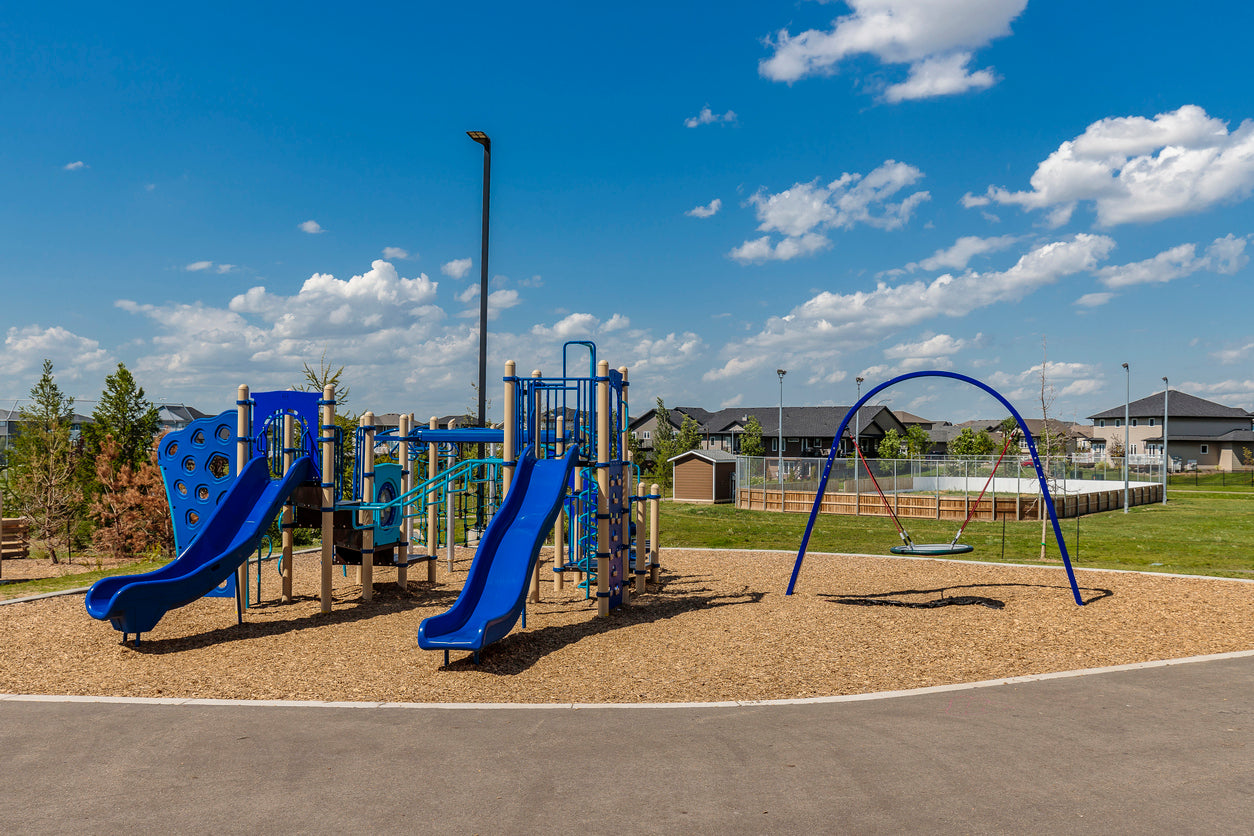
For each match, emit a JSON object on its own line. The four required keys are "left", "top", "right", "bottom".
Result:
{"left": 785, "top": 370, "right": 1086, "bottom": 606}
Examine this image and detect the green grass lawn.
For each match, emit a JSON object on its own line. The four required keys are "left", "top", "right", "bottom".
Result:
{"left": 0, "top": 558, "right": 168, "bottom": 601}
{"left": 661, "top": 488, "right": 1254, "bottom": 579}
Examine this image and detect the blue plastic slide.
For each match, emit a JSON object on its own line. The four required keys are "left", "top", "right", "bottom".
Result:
{"left": 418, "top": 444, "right": 578, "bottom": 662}
{"left": 86, "top": 455, "right": 313, "bottom": 641}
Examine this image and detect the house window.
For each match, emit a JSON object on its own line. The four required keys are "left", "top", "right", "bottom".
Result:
{"left": 771, "top": 438, "right": 777, "bottom": 452}
{"left": 1115, "top": 419, "right": 1122, "bottom": 428}
{"left": 1130, "top": 444, "right": 1137, "bottom": 454}
{"left": 1148, "top": 418, "right": 1155, "bottom": 427}
{"left": 1099, "top": 419, "right": 1105, "bottom": 428}
{"left": 1200, "top": 444, "right": 1209, "bottom": 455}
{"left": 1131, "top": 419, "right": 1138, "bottom": 427}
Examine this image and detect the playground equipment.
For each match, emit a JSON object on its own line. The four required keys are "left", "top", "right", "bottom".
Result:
{"left": 86, "top": 341, "right": 661, "bottom": 649}
{"left": 418, "top": 342, "right": 661, "bottom": 663}
{"left": 786, "top": 371, "right": 1086, "bottom": 606}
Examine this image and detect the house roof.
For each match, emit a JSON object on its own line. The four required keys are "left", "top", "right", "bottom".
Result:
{"left": 156, "top": 404, "right": 210, "bottom": 424}
{"left": 634, "top": 404, "right": 901, "bottom": 439}
{"left": 667, "top": 448, "right": 738, "bottom": 464}
{"left": 1089, "top": 390, "right": 1253, "bottom": 421}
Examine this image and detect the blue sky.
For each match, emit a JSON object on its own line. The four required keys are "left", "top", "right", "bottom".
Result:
{"left": 4, "top": 1, "right": 1254, "bottom": 426}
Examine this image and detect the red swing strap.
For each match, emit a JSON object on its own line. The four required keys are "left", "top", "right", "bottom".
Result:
{"left": 950, "top": 430, "right": 1018, "bottom": 546}
{"left": 851, "top": 440, "right": 913, "bottom": 548}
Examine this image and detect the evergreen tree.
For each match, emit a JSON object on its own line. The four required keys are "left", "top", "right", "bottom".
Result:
{"left": 739, "top": 415, "right": 765, "bottom": 457}
{"left": 8, "top": 361, "right": 82, "bottom": 563}
{"left": 83, "top": 363, "right": 160, "bottom": 472}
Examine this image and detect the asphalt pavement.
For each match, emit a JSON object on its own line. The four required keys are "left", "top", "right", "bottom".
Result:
{"left": 3, "top": 654, "right": 1252, "bottom": 834}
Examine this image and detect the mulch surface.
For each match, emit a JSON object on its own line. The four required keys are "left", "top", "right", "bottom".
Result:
{"left": 2, "top": 549, "right": 1252, "bottom": 704}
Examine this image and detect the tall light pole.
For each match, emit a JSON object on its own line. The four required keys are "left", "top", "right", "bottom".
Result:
{"left": 1122, "top": 362, "right": 1130, "bottom": 514}
{"left": 1162, "top": 376, "right": 1169, "bottom": 505}
{"left": 467, "top": 131, "right": 491, "bottom": 435}
{"left": 777, "top": 369, "right": 786, "bottom": 504}
{"left": 468, "top": 130, "right": 490, "bottom": 531}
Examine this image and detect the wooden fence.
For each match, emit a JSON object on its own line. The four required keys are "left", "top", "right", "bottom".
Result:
{"left": 2, "top": 517, "right": 30, "bottom": 561}
{"left": 736, "top": 484, "right": 1163, "bottom": 520}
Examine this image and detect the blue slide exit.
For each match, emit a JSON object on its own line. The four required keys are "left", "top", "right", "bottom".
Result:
{"left": 86, "top": 455, "right": 313, "bottom": 640}
{"left": 418, "top": 444, "right": 578, "bottom": 661}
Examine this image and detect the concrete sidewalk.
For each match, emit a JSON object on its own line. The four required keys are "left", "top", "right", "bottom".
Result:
{"left": 4, "top": 655, "right": 1253, "bottom": 834}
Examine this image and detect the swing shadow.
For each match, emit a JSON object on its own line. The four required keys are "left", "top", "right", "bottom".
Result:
{"left": 819, "top": 581, "right": 1113, "bottom": 610}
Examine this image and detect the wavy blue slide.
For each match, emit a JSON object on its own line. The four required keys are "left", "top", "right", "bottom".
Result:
{"left": 418, "top": 444, "right": 578, "bottom": 663}
{"left": 86, "top": 455, "right": 313, "bottom": 642}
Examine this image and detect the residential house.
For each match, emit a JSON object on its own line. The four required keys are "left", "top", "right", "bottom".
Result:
{"left": 630, "top": 405, "right": 907, "bottom": 461}
{"left": 156, "top": 403, "right": 211, "bottom": 433}
{"left": 1088, "top": 390, "right": 1254, "bottom": 471}
{"left": 930, "top": 417, "right": 1086, "bottom": 457}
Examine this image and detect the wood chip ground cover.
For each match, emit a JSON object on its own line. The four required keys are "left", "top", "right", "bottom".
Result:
{"left": 2, "top": 549, "right": 1252, "bottom": 704}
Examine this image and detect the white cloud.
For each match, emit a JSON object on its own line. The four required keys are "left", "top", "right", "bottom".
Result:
{"left": 442, "top": 258, "right": 473, "bottom": 279}
{"left": 382, "top": 247, "right": 411, "bottom": 260}
{"left": 902, "top": 234, "right": 1019, "bottom": 273}
{"left": 299, "top": 220, "right": 325, "bottom": 234}
{"left": 1096, "top": 234, "right": 1250, "bottom": 288}
{"left": 970, "top": 105, "right": 1254, "bottom": 226}
{"left": 883, "top": 332, "right": 971, "bottom": 361}
{"left": 227, "top": 260, "right": 440, "bottom": 338}
{"left": 1213, "top": 341, "right": 1254, "bottom": 365}
{"left": 63, "top": 161, "right": 87, "bottom": 171}
{"left": 1074, "top": 292, "right": 1115, "bottom": 307}
{"left": 884, "top": 51, "right": 997, "bottom": 102}
{"left": 684, "top": 106, "right": 737, "bottom": 128}
{"left": 760, "top": 0, "right": 1026, "bottom": 101}
{"left": 529, "top": 312, "right": 633, "bottom": 341}
{"left": 731, "top": 161, "right": 929, "bottom": 263}
{"left": 709, "top": 234, "right": 1115, "bottom": 380}
{"left": 186, "top": 260, "right": 237, "bottom": 274}
{"left": 686, "top": 198, "right": 722, "bottom": 218}
{"left": 0, "top": 325, "right": 113, "bottom": 383}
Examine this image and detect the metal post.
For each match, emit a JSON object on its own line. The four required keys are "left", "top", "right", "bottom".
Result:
{"left": 854, "top": 376, "right": 863, "bottom": 516}
{"left": 1122, "top": 362, "right": 1129, "bottom": 513}
{"left": 776, "top": 369, "right": 786, "bottom": 510}
{"left": 1162, "top": 377, "right": 1169, "bottom": 504}
{"left": 468, "top": 131, "right": 491, "bottom": 534}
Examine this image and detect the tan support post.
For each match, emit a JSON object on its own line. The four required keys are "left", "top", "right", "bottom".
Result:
{"left": 281, "top": 412, "right": 295, "bottom": 603}
{"left": 427, "top": 416, "right": 438, "bottom": 582}
{"left": 596, "top": 360, "right": 610, "bottom": 617}
{"left": 554, "top": 415, "right": 566, "bottom": 592}
{"left": 649, "top": 482, "right": 660, "bottom": 584}
{"left": 503, "top": 361, "right": 516, "bottom": 496}
{"left": 528, "top": 369, "right": 542, "bottom": 603}
{"left": 446, "top": 418, "right": 457, "bottom": 571}
{"left": 398, "top": 413, "right": 410, "bottom": 591}
{"left": 635, "top": 478, "right": 647, "bottom": 594}
{"left": 235, "top": 385, "right": 250, "bottom": 614}
{"left": 320, "top": 385, "right": 335, "bottom": 613}
{"left": 360, "top": 412, "right": 375, "bottom": 602}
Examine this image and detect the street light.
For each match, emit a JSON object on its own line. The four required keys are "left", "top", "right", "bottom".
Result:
{"left": 468, "top": 130, "right": 490, "bottom": 531}
{"left": 1122, "top": 362, "right": 1130, "bottom": 514}
{"left": 1162, "top": 376, "right": 1169, "bottom": 505}
{"left": 777, "top": 369, "right": 786, "bottom": 505}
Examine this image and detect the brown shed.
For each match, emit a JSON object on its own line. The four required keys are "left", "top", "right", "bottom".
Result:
{"left": 669, "top": 449, "right": 737, "bottom": 504}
